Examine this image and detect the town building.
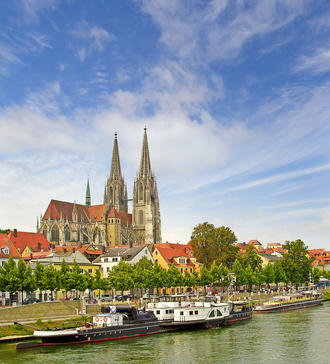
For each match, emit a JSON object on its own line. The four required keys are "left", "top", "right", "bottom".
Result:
{"left": 93, "top": 245, "right": 154, "bottom": 278}
{"left": 38, "top": 129, "right": 161, "bottom": 248}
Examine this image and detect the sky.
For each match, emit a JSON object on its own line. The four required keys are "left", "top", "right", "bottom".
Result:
{"left": 1, "top": 0, "right": 330, "bottom": 250}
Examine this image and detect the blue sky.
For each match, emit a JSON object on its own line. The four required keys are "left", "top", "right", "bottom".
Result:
{"left": 1, "top": 0, "right": 330, "bottom": 250}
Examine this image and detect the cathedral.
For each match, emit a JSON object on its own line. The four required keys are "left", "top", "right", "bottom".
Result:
{"left": 38, "top": 128, "right": 162, "bottom": 247}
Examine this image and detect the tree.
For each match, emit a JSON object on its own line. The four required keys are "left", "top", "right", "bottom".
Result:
{"left": 59, "top": 260, "right": 74, "bottom": 298}
{"left": 282, "top": 239, "right": 314, "bottom": 287}
{"left": 34, "top": 261, "right": 45, "bottom": 293}
{"left": 0, "top": 229, "right": 10, "bottom": 234}
{"left": 2, "top": 256, "right": 20, "bottom": 302}
{"left": 17, "top": 258, "right": 36, "bottom": 304}
{"left": 109, "top": 261, "right": 134, "bottom": 296}
{"left": 199, "top": 265, "right": 213, "bottom": 293}
{"left": 43, "top": 263, "right": 59, "bottom": 299}
{"left": 213, "top": 226, "right": 239, "bottom": 268}
{"left": 167, "top": 264, "right": 184, "bottom": 293}
{"left": 190, "top": 222, "right": 217, "bottom": 269}
{"left": 94, "top": 268, "right": 108, "bottom": 297}
{"left": 263, "top": 263, "right": 275, "bottom": 289}
{"left": 273, "top": 259, "right": 287, "bottom": 289}
{"left": 151, "top": 262, "right": 167, "bottom": 295}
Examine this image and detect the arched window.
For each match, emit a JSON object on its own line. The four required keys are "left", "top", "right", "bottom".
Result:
{"left": 83, "top": 234, "right": 88, "bottom": 243}
{"left": 139, "top": 183, "right": 143, "bottom": 200}
{"left": 139, "top": 210, "right": 143, "bottom": 225}
{"left": 64, "top": 226, "right": 70, "bottom": 241}
{"left": 93, "top": 228, "right": 99, "bottom": 242}
{"left": 51, "top": 225, "right": 59, "bottom": 242}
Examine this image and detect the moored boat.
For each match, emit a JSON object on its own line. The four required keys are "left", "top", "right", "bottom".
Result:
{"left": 253, "top": 290, "right": 324, "bottom": 313}
{"left": 226, "top": 298, "right": 253, "bottom": 323}
{"left": 147, "top": 294, "right": 252, "bottom": 330}
{"left": 16, "top": 306, "right": 167, "bottom": 349}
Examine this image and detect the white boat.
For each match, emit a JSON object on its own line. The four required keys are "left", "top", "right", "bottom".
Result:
{"left": 147, "top": 295, "right": 234, "bottom": 330}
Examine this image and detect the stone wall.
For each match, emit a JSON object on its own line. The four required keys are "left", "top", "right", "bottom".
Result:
{"left": 0, "top": 301, "right": 86, "bottom": 324}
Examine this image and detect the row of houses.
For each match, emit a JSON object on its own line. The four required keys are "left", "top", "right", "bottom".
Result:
{"left": 2, "top": 230, "right": 329, "bottom": 302}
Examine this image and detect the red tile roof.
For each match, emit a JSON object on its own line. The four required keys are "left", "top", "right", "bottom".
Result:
{"left": 155, "top": 246, "right": 194, "bottom": 267}
{"left": 0, "top": 234, "right": 21, "bottom": 259}
{"left": 7, "top": 230, "right": 51, "bottom": 254}
{"left": 43, "top": 199, "right": 90, "bottom": 221}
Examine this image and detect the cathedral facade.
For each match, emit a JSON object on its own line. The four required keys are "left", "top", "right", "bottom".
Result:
{"left": 38, "top": 129, "right": 162, "bottom": 247}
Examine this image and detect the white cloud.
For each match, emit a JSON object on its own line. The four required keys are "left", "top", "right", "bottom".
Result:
{"left": 295, "top": 47, "right": 330, "bottom": 75}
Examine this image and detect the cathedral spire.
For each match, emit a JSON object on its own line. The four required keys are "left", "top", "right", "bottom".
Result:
{"left": 104, "top": 132, "right": 128, "bottom": 212}
{"left": 138, "top": 127, "right": 152, "bottom": 179}
{"left": 110, "top": 132, "right": 122, "bottom": 181}
{"left": 85, "top": 174, "right": 91, "bottom": 208}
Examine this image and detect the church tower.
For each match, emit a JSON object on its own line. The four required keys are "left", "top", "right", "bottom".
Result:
{"left": 104, "top": 132, "right": 128, "bottom": 212}
{"left": 132, "top": 128, "right": 162, "bottom": 245}
{"left": 85, "top": 175, "right": 91, "bottom": 208}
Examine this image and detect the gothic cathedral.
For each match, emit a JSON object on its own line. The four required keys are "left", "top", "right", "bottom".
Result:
{"left": 38, "top": 129, "right": 162, "bottom": 247}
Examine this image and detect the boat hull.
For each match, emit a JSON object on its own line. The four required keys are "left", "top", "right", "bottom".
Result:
{"left": 226, "top": 308, "right": 253, "bottom": 323}
{"left": 17, "top": 320, "right": 166, "bottom": 349}
{"left": 254, "top": 296, "right": 323, "bottom": 313}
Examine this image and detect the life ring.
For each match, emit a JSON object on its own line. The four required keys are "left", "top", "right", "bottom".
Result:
{"left": 103, "top": 317, "right": 107, "bottom": 322}
{"left": 95, "top": 317, "right": 99, "bottom": 322}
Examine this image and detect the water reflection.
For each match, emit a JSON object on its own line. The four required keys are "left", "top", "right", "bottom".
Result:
{"left": 0, "top": 303, "right": 329, "bottom": 364}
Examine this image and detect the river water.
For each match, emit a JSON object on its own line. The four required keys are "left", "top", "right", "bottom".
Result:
{"left": 1, "top": 302, "right": 329, "bottom": 364}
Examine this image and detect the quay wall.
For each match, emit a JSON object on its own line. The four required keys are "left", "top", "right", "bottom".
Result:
{"left": 0, "top": 301, "right": 100, "bottom": 324}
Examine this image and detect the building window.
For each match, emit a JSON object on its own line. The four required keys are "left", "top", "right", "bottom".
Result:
{"left": 69, "top": 268, "right": 73, "bottom": 273}
{"left": 179, "top": 258, "right": 186, "bottom": 264}
{"left": 4, "top": 247, "right": 9, "bottom": 255}
{"left": 88, "top": 268, "right": 93, "bottom": 274}
{"left": 104, "top": 258, "right": 108, "bottom": 262}
{"left": 181, "top": 268, "right": 184, "bottom": 273}
{"left": 139, "top": 184, "right": 143, "bottom": 200}
{"left": 190, "top": 268, "right": 192, "bottom": 273}
{"left": 80, "top": 268, "right": 84, "bottom": 273}
{"left": 51, "top": 225, "right": 59, "bottom": 242}
{"left": 64, "top": 226, "right": 70, "bottom": 241}
{"left": 112, "top": 257, "right": 118, "bottom": 262}
{"left": 139, "top": 210, "right": 143, "bottom": 225}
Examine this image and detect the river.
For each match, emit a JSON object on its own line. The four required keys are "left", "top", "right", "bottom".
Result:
{"left": 0, "top": 302, "right": 329, "bottom": 363}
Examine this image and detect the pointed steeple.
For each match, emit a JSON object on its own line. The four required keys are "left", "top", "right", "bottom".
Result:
{"left": 104, "top": 132, "right": 128, "bottom": 212}
{"left": 86, "top": 175, "right": 91, "bottom": 208}
{"left": 110, "top": 132, "right": 122, "bottom": 181}
{"left": 138, "top": 127, "right": 152, "bottom": 179}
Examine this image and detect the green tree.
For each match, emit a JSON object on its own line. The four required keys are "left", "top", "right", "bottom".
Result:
{"left": 167, "top": 264, "right": 184, "bottom": 293}
{"left": 311, "top": 267, "right": 322, "bottom": 283}
{"left": 263, "top": 263, "right": 275, "bottom": 289}
{"left": 17, "top": 258, "right": 36, "bottom": 303}
{"left": 94, "top": 268, "right": 108, "bottom": 297}
{"left": 152, "top": 262, "right": 167, "bottom": 295}
{"left": 2, "top": 256, "right": 20, "bottom": 302}
{"left": 0, "top": 229, "right": 10, "bottom": 234}
{"left": 199, "top": 265, "right": 213, "bottom": 293}
{"left": 190, "top": 222, "right": 216, "bottom": 269}
{"left": 72, "top": 261, "right": 87, "bottom": 297}
{"left": 43, "top": 263, "right": 59, "bottom": 299}
{"left": 213, "top": 226, "right": 239, "bottom": 268}
{"left": 282, "top": 239, "right": 314, "bottom": 287}
{"left": 82, "top": 271, "right": 94, "bottom": 299}
{"left": 34, "top": 261, "right": 45, "bottom": 292}
{"left": 273, "top": 259, "right": 287, "bottom": 289}
{"left": 59, "top": 260, "right": 74, "bottom": 298}
{"left": 109, "top": 261, "right": 134, "bottom": 296}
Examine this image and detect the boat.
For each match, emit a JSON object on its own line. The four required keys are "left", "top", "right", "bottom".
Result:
{"left": 16, "top": 306, "right": 168, "bottom": 349}
{"left": 147, "top": 294, "right": 252, "bottom": 330}
{"left": 226, "top": 297, "right": 253, "bottom": 323}
{"left": 253, "top": 290, "right": 324, "bottom": 313}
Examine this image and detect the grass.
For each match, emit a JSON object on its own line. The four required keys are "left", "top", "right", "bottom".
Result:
{"left": 0, "top": 316, "right": 91, "bottom": 339}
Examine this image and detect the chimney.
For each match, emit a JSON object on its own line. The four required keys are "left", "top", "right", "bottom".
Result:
{"left": 14, "top": 229, "right": 17, "bottom": 237}
{"left": 37, "top": 242, "right": 41, "bottom": 250}
{"left": 73, "top": 247, "right": 75, "bottom": 253}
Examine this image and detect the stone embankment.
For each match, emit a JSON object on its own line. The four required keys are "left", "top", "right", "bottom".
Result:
{"left": 0, "top": 301, "right": 101, "bottom": 325}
